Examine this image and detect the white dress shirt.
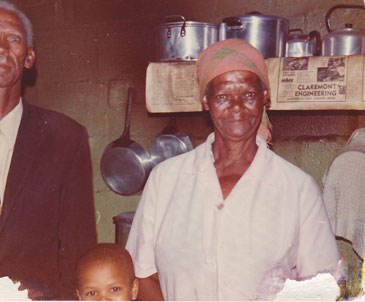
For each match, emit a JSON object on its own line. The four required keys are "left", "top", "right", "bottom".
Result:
{"left": 0, "top": 99, "right": 22, "bottom": 202}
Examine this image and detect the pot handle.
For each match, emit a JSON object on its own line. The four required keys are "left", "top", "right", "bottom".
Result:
{"left": 222, "top": 12, "right": 262, "bottom": 29}
{"left": 289, "top": 28, "right": 304, "bottom": 35}
{"left": 164, "top": 15, "right": 186, "bottom": 38}
{"left": 326, "top": 4, "right": 365, "bottom": 32}
{"left": 222, "top": 16, "right": 243, "bottom": 29}
{"left": 246, "top": 11, "right": 262, "bottom": 15}
{"left": 308, "top": 30, "right": 321, "bottom": 56}
{"left": 164, "top": 15, "right": 185, "bottom": 23}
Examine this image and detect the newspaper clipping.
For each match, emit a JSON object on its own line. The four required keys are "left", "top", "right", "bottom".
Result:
{"left": 279, "top": 56, "right": 346, "bottom": 102}
{"left": 269, "top": 55, "right": 365, "bottom": 110}
{"left": 146, "top": 62, "right": 202, "bottom": 113}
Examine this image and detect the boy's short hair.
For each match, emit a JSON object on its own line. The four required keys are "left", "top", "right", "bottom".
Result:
{"left": 76, "top": 243, "right": 135, "bottom": 286}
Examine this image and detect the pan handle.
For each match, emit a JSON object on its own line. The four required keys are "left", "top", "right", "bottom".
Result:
{"left": 161, "top": 117, "right": 179, "bottom": 135}
{"left": 121, "top": 87, "right": 134, "bottom": 140}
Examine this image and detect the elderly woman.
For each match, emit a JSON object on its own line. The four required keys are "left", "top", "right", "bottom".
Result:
{"left": 126, "top": 39, "right": 343, "bottom": 301}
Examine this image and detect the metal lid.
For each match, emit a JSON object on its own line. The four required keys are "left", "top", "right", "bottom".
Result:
{"left": 324, "top": 26, "right": 365, "bottom": 38}
{"left": 288, "top": 34, "right": 308, "bottom": 41}
{"left": 157, "top": 21, "right": 218, "bottom": 28}
{"left": 157, "top": 15, "right": 218, "bottom": 29}
{"left": 225, "top": 12, "right": 289, "bottom": 24}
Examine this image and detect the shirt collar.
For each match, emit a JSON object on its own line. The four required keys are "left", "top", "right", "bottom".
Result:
{"left": 196, "top": 132, "right": 269, "bottom": 176}
{"left": 0, "top": 98, "right": 23, "bottom": 149}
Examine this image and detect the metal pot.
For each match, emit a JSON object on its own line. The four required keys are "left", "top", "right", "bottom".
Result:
{"left": 219, "top": 12, "right": 289, "bottom": 58}
{"left": 113, "top": 211, "right": 135, "bottom": 247}
{"left": 322, "top": 4, "right": 365, "bottom": 56}
{"left": 150, "top": 117, "right": 193, "bottom": 165}
{"left": 155, "top": 15, "right": 218, "bottom": 61}
{"left": 100, "top": 88, "right": 154, "bottom": 196}
{"left": 285, "top": 29, "right": 321, "bottom": 57}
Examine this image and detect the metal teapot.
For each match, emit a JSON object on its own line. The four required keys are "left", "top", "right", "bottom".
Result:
{"left": 285, "top": 29, "right": 321, "bottom": 57}
{"left": 322, "top": 4, "right": 365, "bottom": 56}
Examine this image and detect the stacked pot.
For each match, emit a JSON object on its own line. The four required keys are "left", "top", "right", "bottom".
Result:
{"left": 155, "top": 3, "right": 365, "bottom": 60}
{"left": 155, "top": 15, "right": 219, "bottom": 61}
{"left": 218, "top": 13, "right": 289, "bottom": 58}
{"left": 155, "top": 13, "right": 290, "bottom": 61}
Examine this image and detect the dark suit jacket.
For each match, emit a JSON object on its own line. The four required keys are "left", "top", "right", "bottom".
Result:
{"left": 0, "top": 101, "right": 97, "bottom": 300}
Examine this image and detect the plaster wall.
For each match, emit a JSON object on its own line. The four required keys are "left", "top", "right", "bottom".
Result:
{"left": 12, "top": 0, "right": 365, "bottom": 249}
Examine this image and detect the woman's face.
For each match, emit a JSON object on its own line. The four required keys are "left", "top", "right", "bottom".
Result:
{"left": 203, "top": 70, "right": 268, "bottom": 142}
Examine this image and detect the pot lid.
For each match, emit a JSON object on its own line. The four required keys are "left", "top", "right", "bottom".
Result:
{"left": 157, "top": 21, "right": 218, "bottom": 28}
{"left": 224, "top": 12, "right": 289, "bottom": 24}
{"left": 157, "top": 15, "right": 217, "bottom": 28}
{"left": 325, "top": 25, "right": 365, "bottom": 37}
{"left": 288, "top": 34, "right": 308, "bottom": 40}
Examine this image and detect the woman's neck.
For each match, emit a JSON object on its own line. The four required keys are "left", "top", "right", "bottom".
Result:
{"left": 212, "top": 132, "right": 259, "bottom": 199}
{"left": 212, "top": 132, "right": 258, "bottom": 166}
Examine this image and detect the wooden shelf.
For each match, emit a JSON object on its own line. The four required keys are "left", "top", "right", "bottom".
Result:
{"left": 146, "top": 55, "right": 365, "bottom": 113}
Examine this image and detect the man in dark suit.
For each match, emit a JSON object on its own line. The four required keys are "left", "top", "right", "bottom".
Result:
{"left": 0, "top": 1, "right": 97, "bottom": 300}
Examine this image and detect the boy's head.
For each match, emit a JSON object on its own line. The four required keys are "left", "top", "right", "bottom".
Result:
{"left": 76, "top": 243, "right": 138, "bottom": 301}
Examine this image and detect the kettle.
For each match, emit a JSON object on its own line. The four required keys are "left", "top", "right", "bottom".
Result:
{"left": 285, "top": 29, "right": 321, "bottom": 57}
{"left": 322, "top": 4, "right": 365, "bottom": 56}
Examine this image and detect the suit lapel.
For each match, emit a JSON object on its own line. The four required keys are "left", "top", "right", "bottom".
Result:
{"left": 0, "top": 102, "right": 45, "bottom": 231}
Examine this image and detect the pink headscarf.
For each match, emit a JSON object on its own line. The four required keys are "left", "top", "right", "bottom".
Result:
{"left": 196, "top": 39, "right": 270, "bottom": 99}
{"left": 196, "top": 39, "right": 272, "bottom": 141}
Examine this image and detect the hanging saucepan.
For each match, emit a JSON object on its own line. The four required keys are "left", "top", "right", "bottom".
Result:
{"left": 100, "top": 87, "right": 154, "bottom": 195}
{"left": 150, "top": 117, "right": 193, "bottom": 165}
{"left": 322, "top": 4, "right": 365, "bottom": 56}
{"left": 285, "top": 29, "right": 321, "bottom": 57}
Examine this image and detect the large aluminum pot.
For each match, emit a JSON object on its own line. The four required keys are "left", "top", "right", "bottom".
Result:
{"left": 285, "top": 29, "right": 321, "bottom": 57}
{"left": 155, "top": 15, "right": 218, "bottom": 61}
{"left": 219, "top": 12, "right": 289, "bottom": 58}
{"left": 322, "top": 4, "right": 365, "bottom": 56}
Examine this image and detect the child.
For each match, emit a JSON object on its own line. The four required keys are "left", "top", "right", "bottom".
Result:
{"left": 76, "top": 243, "right": 138, "bottom": 301}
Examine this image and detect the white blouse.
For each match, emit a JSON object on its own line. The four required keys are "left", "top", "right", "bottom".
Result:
{"left": 126, "top": 133, "right": 341, "bottom": 301}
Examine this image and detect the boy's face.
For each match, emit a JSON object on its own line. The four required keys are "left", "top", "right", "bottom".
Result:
{"left": 77, "top": 260, "right": 138, "bottom": 301}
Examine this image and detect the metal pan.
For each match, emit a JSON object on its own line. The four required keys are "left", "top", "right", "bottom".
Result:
{"left": 100, "top": 87, "right": 154, "bottom": 195}
{"left": 151, "top": 117, "right": 193, "bottom": 165}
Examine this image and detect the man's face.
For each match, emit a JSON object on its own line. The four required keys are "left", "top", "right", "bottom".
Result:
{"left": 0, "top": 8, "right": 35, "bottom": 89}
{"left": 203, "top": 70, "right": 267, "bottom": 142}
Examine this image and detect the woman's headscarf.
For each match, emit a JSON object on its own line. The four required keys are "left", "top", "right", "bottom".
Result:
{"left": 196, "top": 39, "right": 272, "bottom": 141}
